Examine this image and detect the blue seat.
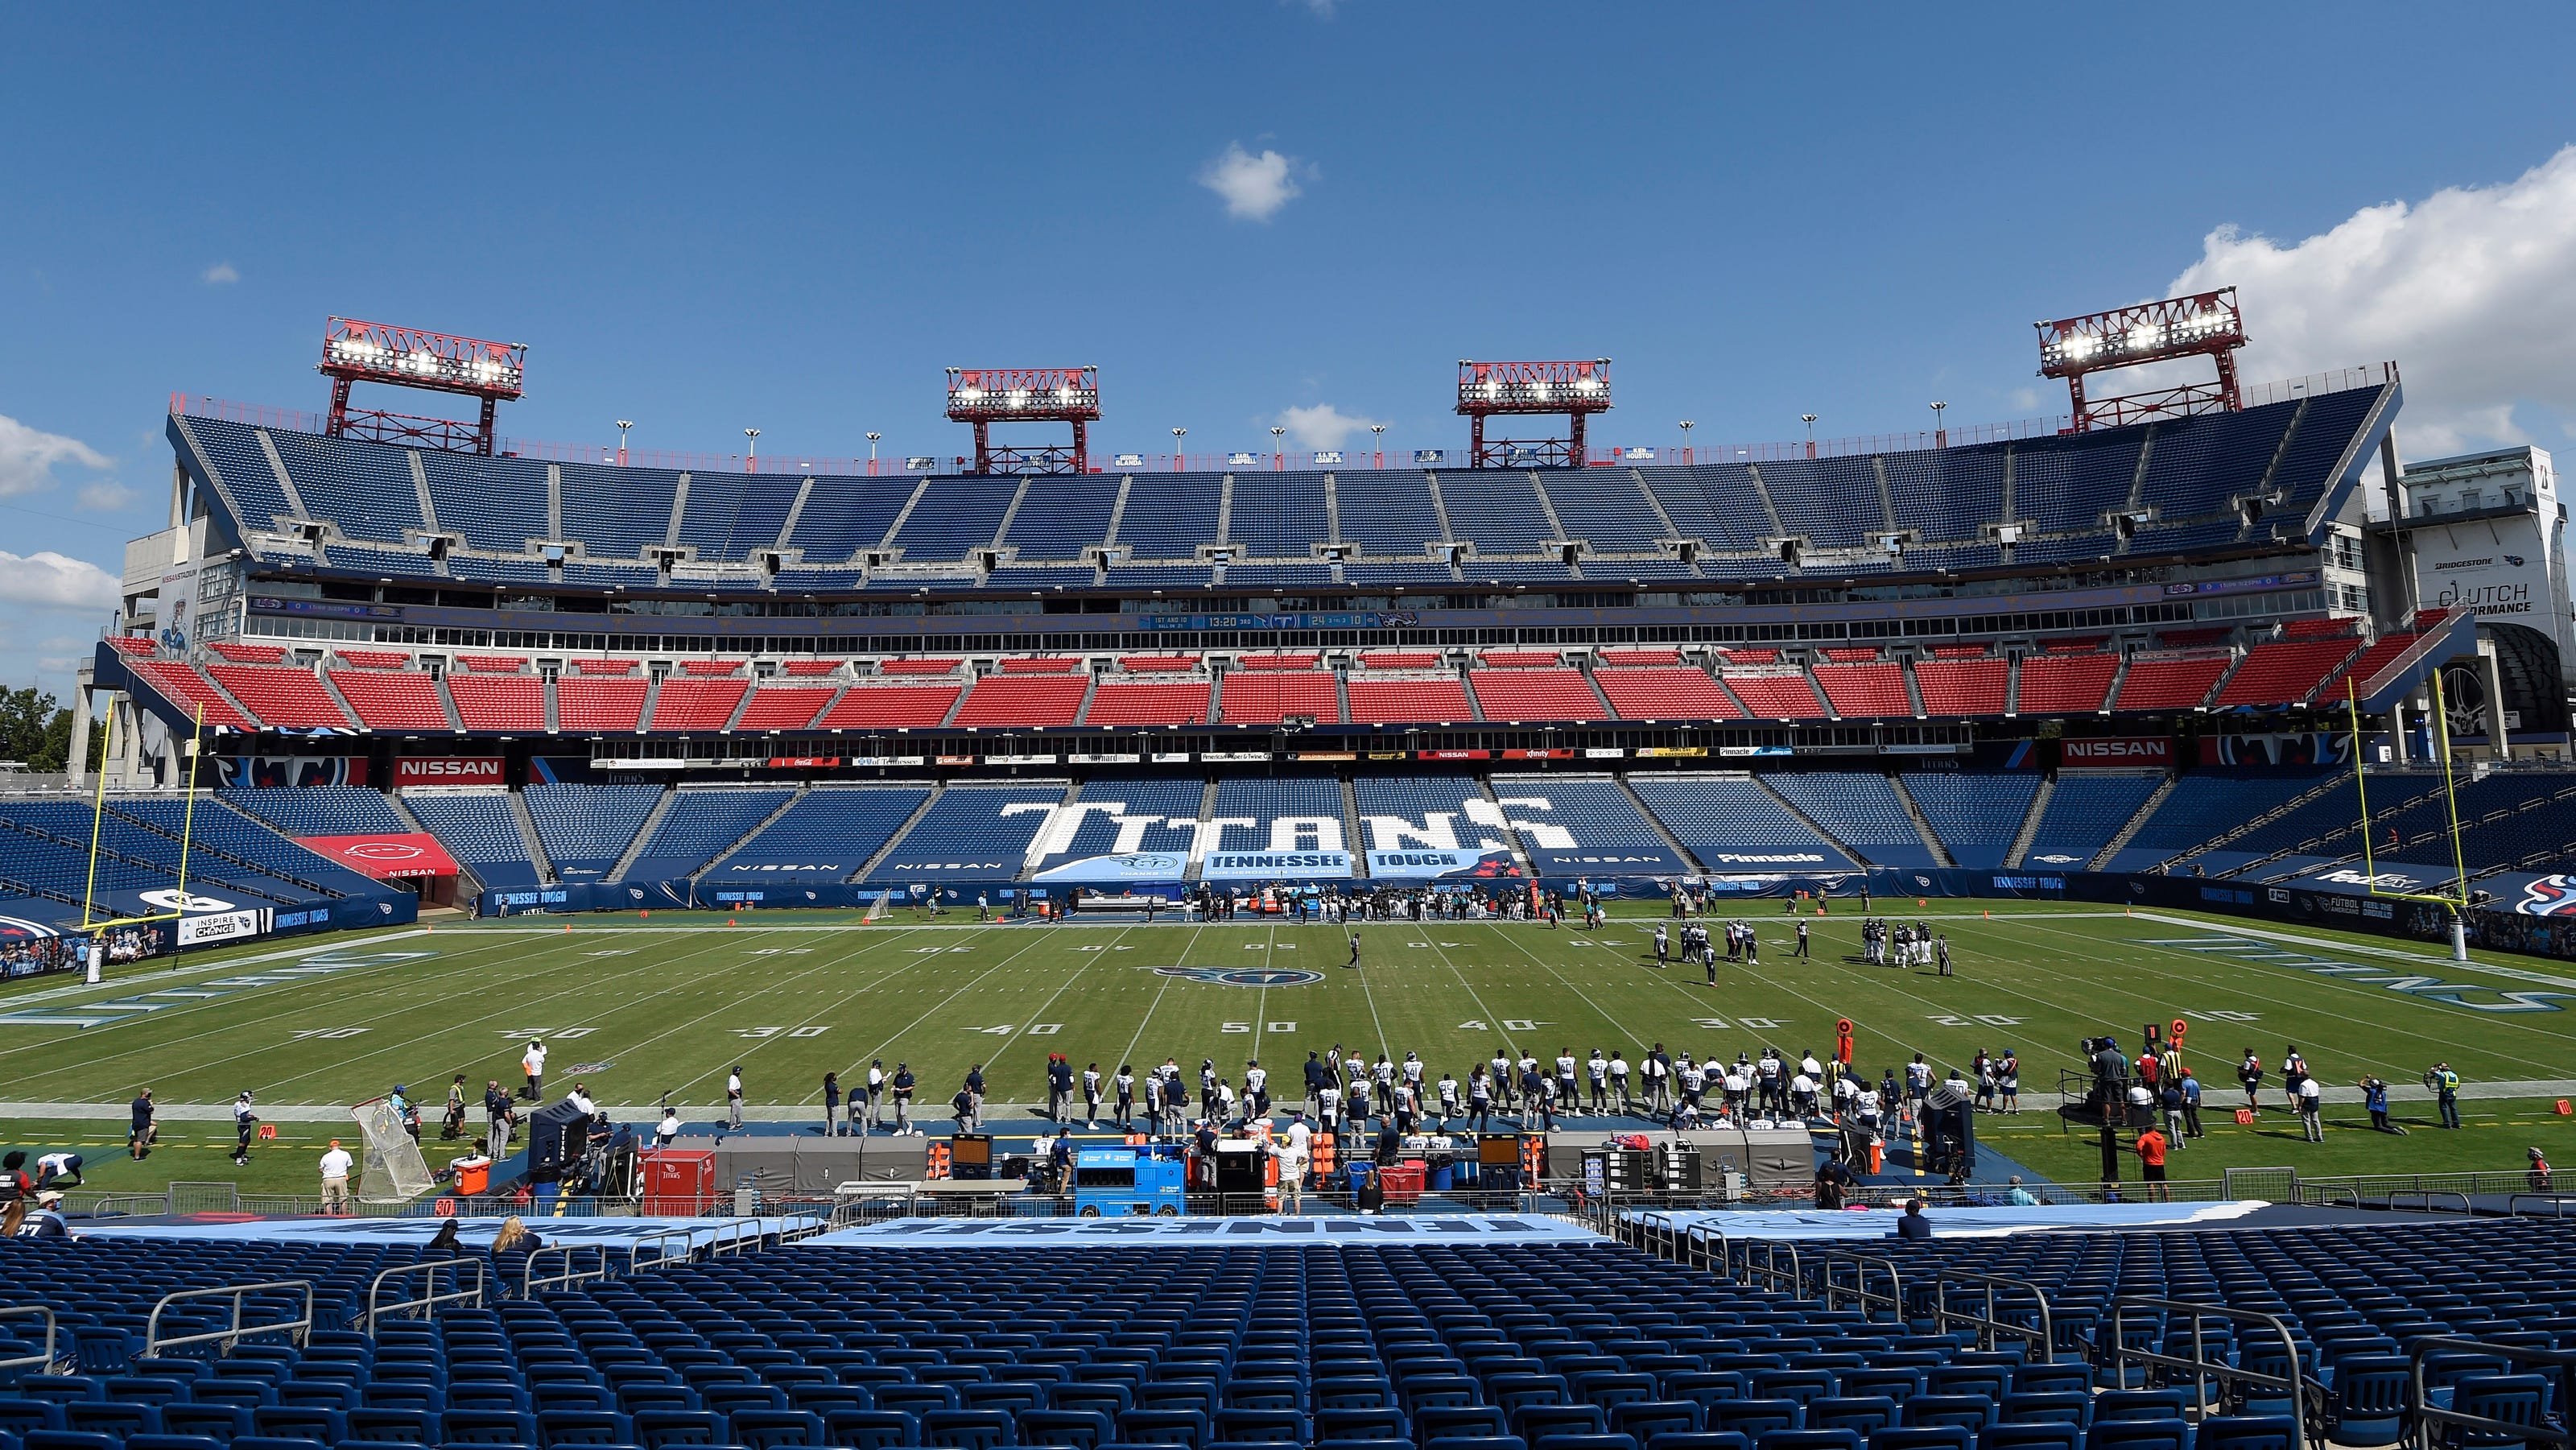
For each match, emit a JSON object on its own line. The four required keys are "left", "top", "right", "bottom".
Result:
{"left": 1514, "top": 1411, "right": 1607, "bottom": 1445}
{"left": 192, "top": 1386, "right": 279, "bottom": 1414}
{"left": 105, "top": 1379, "right": 191, "bottom": 1408}
{"left": 1705, "top": 1405, "right": 1801, "bottom": 1440}
{"left": 1751, "top": 1376, "right": 1835, "bottom": 1411}
{"left": 1211, "top": 1410, "right": 1302, "bottom": 1445}
{"left": 1018, "top": 1411, "right": 1112, "bottom": 1450}
{"left": 634, "top": 1413, "right": 728, "bottom": 1450}
{"left": 1999, "top": 1398, "right": 2088, "bottom": 1431}
{"left": 964, "top": 1389, "right": 1045, "bottom": 1419}
{"left": 1402, "top": 1382, "right": 1484, "bottom": 1414}
{"left": 1664, "top": 1378, "right": 1748, "bottom": 1412}
{"left": 703, "top": 1389, "right": 790, "bottom": 1420}
{"left": 1980, "top": 1428, "right": 2076, "bottom": 1450}
{"left": 163, "top": 1408, "right": 252, "bottom": 1444}
{"left": 257, "top": 1411, "right": 350, "bottom": 1445}
{"left": 1923, "top": 1373, "right": 2007, "bottom": 1407}
{"left": 2446, "top": 1377, "right": 2550, "bottom": 1450}
{"left": 2085, "top": 1423, "right": 2186, "bottom": 1450}
{"left": 2091, "top": 1397, "right": 2186, "bottom": 1426}
{"left": 442, "top": 1388, "right": 531, "bottom": 1417}
{"left": 884, "top": 1391, "right": 966, "bottom": 1421}
{"left": 823, "top": 1411, "right": 919, "bottom": 1450}
{"left": 1490, "top": 1381, "right": 1572, "bottom": 1419}
{"left": 539, "top": 1412, "right": 637, "bottom": 1448}
{"left": 2322, "top": 1358, "right": 2411, "bottom": 1450}
{"left": 126, "top": 1436, "right": 223, "bottom": 1450}
{"left": 1419, "top": 1411, "right": 1509, "bottom": 1444}
{"left": 21, "top": 1379, "right": 103, "bottom": 1407}
{"left": 66, "top": 1406, "right": 159, "bottom": 1439}
{"left": 1534, "top": 1436, "right": 1638, "bottom": 1450}
{"left": 232, "top": 1435, "right": 328, "bottom": 1450}
{"left": 1317, "top": 1441, "right": 1418, "bottom": 1450}
{"left": 1641, "top": 1435, "right": 1748, "bottom": 1450}
{"left": 1902, "top": 1401, "right": 1996, "bottom": 1434}
{"left": 1575, "top": 1379, "right": 1659, "bottom": 1415}
{"left": 1318, "top": 1385, "right": 1396, "bottom": 1413}
{"left": 1871, "top": 1431, "right": 1971, "bottom": 1450}
{"left": 1805, "top": 1401, "right": 1897, "bottom": 1437}
{"left": 1051, "top": 1392, "right": 1130, "bottom": 1423}
{"left": 1609, "top": 1407, "right": 1702, "bottom": 1444}
{"left": 280, "top": 1386, "right": 362, "bottom": 1413}
{"left": 2189, "top": 1420, "right": 2295, "bottom": 1450}
{"left": 2006, "top": 1369, "right": 2087, "bottom": 1400}
{"left": 345, "top": 1412, "right": 440, "bottom": 1446}
{"left": 1113, "top": 1412, "right": 1206, "bottom": 1450}
{"left": 1421, "top": 1437, "right": 1527, "bottom": 1450}
{"left": 1315, "top": 1411, "right": 1407, "bottom": 1443}
{"left": 1835, "top": 1374, "right": 1920, "bottom": 1408}
{"left": 437, "top": 1411, "right": 535, "bottom": 1447}
{"left": 732, "top": 1411, "right": 828, "bottom": 1450}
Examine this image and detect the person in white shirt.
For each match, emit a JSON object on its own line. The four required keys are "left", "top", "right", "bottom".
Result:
{"left": 865, "top": 1060, "right": 887, "bottom": 1132}
{"left": 522, "top": 1039, "right": 547, "bottom": 1101}
{"left": 1608, "top": 1052, "right": 1631, "bottom": 1110}
{"left": 656, "top": 1108, "right": 682, "bottom": 1146}
{"left": 566, "top": 1083, "right": 596, "bottom": 1116}
{"left": 1274, "top": 1117, "right": 1312, "bottom": 1212}
{"left": 319, "top": 1139, "right": 356, "bottom": 1213}
{"left": 2297, "top": 1075, "right": 2325, "bottom": 1142}
{"left": 726, "top": 1067, "right": 745, "bottom": 1130}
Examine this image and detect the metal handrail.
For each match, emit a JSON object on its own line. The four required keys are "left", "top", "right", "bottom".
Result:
{"left": 630, "top": 1224, "right": 701, "bottom": 1273}
{"left": 146, "top": 1279, "right": 315, "bottom": 1357}
{"left": 1810, "top": 1250, "right": 1906, "bottom": 1326}
{"left": 2107, "top": 1296, "right": 2313, "bottom": 1448}
{"left": 1682, "top": 1222, "right": 1726, "bottom": 1275}
{"left": 0, "top": 1306, "right": 60, "bottom": 1374}
{"left": 1728, "top": 1237, "right": 1801, "bottom": 1295}
{"left": 707, "top": 1217, "right": 767, "bottom": 1256}
{"left": 2407, "top": 1335, "right": 2576, "bottom": 1450}
{"left": 2505, "top": 1194, "right": 2576, "bottom": 1218}
{"left": 2384, "top": 1190, "right": 2475, "bottom": 1216}
{"left": 777, "top": 1211, "right": 829, "bottom": 1243}
{"left": 366, "top": 1258, "right": 485, "bottom": 1333}
{"left": 523, "top": 1242, "right": 613, "bottom": 1295}
{"left": 1934, "top": 1269, "right": 2058, "bottom": 1363}
{"left": 1634, "top": 1210, "right": 1682, "bottom": 1258}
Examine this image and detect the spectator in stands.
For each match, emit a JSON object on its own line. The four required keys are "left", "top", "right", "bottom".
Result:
{"left": 2134, "top": 1123, "right": 2171, "bottom": 1201}
{"left": 319, "top": 1138, "right": 355, "bottom": 1213}
{"left": 2004, "top": 1175, "right": 2039, "bottom": 1206}
{"left": 1813, "top": 1157, "right": 1854, "bottom": 1209}
{"left": 489, "top": 1216, "right": 539, "bottom": 1260}
{"left": 14, "top": 1190, "right": 68, "bottom": 1238}
{"left": 727, "top": 1066, "right": 745, "bottom": 1130}
{"left": 822, "top": 1072, "right": 843, "bottom": 1137}
{"left": 1894, "top": 1200, "right": 1932, "bottom": 1239}
{"left": 129, "top": 1089, "right": 155, "bottom": 1160}
{"left": 522, "top": 1038, "right": 547, "bottom": 1101}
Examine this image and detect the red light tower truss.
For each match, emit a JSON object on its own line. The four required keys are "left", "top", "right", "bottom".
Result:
{"left": 947, "top": 367, "right": 1100, "bottom": 475}
{"left": 318, "top": 317, "right": 526, "bottom": 456}
{"left": 1455, "top": 358, "right": 1611, "bottom": 469}
{"left": 2037, "top": 289, "right": 2244, "bottom": 432}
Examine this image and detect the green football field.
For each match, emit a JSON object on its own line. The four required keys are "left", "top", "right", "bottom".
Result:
{"left": 4, "top": 900, "right": 2573, "bottom": 1192}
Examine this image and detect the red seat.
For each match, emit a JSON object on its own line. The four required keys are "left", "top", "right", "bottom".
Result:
{"left": 326, "top": 669, "right": 449, "bottom": 731}
{"left": 1913, "top": 659, "right": 2007, "bottom": 715}
{"left": 446, "top": 675, "right": 541, "bottom": 731}
{"left": 1812, "top": 663, "right": 1908, "bottom": 717}
{"left": 2113, "top": 655, "right": 2231, "bottom": 711}
{"left": 1468, "top": 669, "right": 1604, "bottom": 722}
{"left": 557, "top": 679, "right": 648, "bottom": 732}
{"left": 815, "top": 684, "right": 962, "bottom": 729}
{"left": 1724, "top": 672, "right": 1828, "bottom": 719}
{"left": 2016, "top": 654, "right": 2118, "bottom": 713}
{"left": 208, "top": 665, "right": 353, "bottom": 729}
{"left": 1346, "top": 676, "right": 1473, "bottom": 725}
{"left": 2212, "top": 638, "right": 2363, "bottom": 707}
{"left": 1084, "top": 680, "right": 1212, "bottom": 725}
{"left": 130, "top": 660, "right": 258, "bottom": 729}
{"left": 1222, "top": 671, "right": 1341, "bottom": 725}
{"left": 1594, "top": 668, "right": 1743, "bottom": 721}
{"left": 648, "top": 679, "right": 749, "bottom": 730}
{"left": 951, "top": 676, "right": 1088, "bottom": 728}
{"left": 734, "top": 685, "right": 838, "bottom": 730}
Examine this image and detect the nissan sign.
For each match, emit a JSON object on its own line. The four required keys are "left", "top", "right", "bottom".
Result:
{"left": 394, "top": 757, "right": 506, "bottom": 786}
{"left": 2061, "top": 737, "right": 2170, "bottom": 768}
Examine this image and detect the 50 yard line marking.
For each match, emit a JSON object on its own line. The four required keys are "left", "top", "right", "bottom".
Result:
{"left": 1117, "top": 926, "right": 1208, "bottom": 1071}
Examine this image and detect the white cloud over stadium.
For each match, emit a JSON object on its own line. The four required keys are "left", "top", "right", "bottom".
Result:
{"left": 2165, "top": 144, "right": 2576, "bottom": 457}
{"left": 0, "top": 413, "right": 110, "bottom": 498}
{"left": 1275, "top": 403, "right": 1386, "bottom": 450}
{"left": 1199, "top": 142, "right": 1307, "bottom": 221}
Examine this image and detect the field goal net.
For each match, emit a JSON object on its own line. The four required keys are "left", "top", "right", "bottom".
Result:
{"left": 350, "top": 1096, "right": 434, "bottom": 1203}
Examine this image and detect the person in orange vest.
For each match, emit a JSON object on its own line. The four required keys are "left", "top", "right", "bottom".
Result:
{"left": 2134, "top": 1123, "right": 2171, "bottom": 1202}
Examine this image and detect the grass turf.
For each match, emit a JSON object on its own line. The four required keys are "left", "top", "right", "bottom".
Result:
{"left": 3, "top": 902, "right": 2571, "bottom": 1191}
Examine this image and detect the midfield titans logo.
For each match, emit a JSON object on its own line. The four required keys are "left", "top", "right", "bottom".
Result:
{"left": 1151, "top": 966, "right": 1325, "bottom": 987}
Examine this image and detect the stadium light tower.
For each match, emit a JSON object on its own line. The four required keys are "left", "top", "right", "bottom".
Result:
{"left": 1455, "top": 358, "right": 1611, "bottom": 469}
{"left": 615, "top": 419, "right": 634, "bottom": 466}
{"left": 1801, "top": 414, "right": 1818, "bottom": 459}
{"left": 2037, "top": 287, "right": 2245, "bottom": 432}
{"left": 865, "top": 432, "right": 881, "bottom": 477}
{"left": 946, "top": 366, "right": 1100, "bottom": 475}
{"left": 318, "top": 317, "right": 526, "bottom": 456}
{"left": 1929, "top": 400, "right": 1946, "bottom": 448}
{"left": 1678, "top": 419, "right": 1694, "bottom": 464}
{"left": 1369, "top": 423, "right": 1386, "bottom": 470}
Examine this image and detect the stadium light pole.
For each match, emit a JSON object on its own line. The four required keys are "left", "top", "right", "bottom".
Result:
{"left": 615, "top": 419, "right": 633, "bottom": 467}
{"left": 1270, "top": 425, "right": 1286, "bottom": 471}
{"left": 1801, "top": 414, "right": 1818, "bottom": 460}
{"left": 866, "top": 432, "right": 881, "bottom": 477}
{"left": 1930, "top": 400, "right": 1948, "bottom": 448}
{"left": 1678, "top": 419, "right": 1695, "bottom": 465}
{"left": 1370, "top": 423, "right": 1386, "bottom": 470}
{"left": 1170, "top": 427, "right": 1186, "bottom": 472}
{"left": 744, "top": 427, "right": 760, "bottom": 473}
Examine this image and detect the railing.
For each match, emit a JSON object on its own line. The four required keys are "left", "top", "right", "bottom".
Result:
{"left": 630, "top": 1224, "right": 702, "bottom": 1273}
{"left": 2106, "top": 1297, "right": 2313, "bottom": 1447}
{"left": 1934, "top": 1270, "right": 2058, "bottom": 1363}
{"left": 1808, "top": 1250, "right": 1906, "bottom": 1325}
{"left": 365, "top": 1259, "right": 485, "bottom": 1332}
{"left": 2407, "top": 1336, "right": 2576, "bottom": 1450}
{"left": 146, "top": 1279, "right": 315, "bottom": 1357}
{"left": 0, "top": 1306, "right": 60, "bottom": 1375}
{"left": 2506, "top": 1194, "right": 2576, "bottom": 1217}
{"left": 1727, "top": 1237, "right": 1802, "bottom": 1295}
{"left": 523, "top": 1243, "right": 613, "bottom": 1295}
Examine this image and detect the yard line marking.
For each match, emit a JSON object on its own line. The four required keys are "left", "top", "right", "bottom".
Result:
{"left": 982, "top": 925, "right": 1137, "bottom": 1081}
{"left": 1117, "top": 926, "right": 1208, "bottom": 1070}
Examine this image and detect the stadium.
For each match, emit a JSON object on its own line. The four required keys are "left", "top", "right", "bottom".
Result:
{"left": 10, "top": 294, "right": 2576, "bottom": 1450}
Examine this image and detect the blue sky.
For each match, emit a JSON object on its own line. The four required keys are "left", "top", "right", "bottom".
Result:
{"left": 2, "top": 4, "right": 2574, "bottom": 692}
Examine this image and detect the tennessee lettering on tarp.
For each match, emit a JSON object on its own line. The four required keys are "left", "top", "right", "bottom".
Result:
{"left": 295, "top": 833, "right": 462, "bottom": 880}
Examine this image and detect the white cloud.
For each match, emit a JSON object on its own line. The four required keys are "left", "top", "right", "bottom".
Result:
{"left": 76, "top": 480, "right": 139, "bottom": 512}
{"left": 1199, "top": 142, "right": 1307, "bottom": 222}
{"left": 0, "top": 551, "right": 119, "bottom": 612}
{"left": 0, "top": 414, "right": 111, "bottom": 499}
{"left": 2165, "top": 146, "right": 2576, "bottom": 456}
{"left": 1276, "top": 403, "right": 1385, "bottom": 451}
{"left": 202, "top": 262, "right": 239, "bottom": 285}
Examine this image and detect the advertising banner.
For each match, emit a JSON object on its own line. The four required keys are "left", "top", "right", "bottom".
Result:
{"left": 1365, "top": 848, "right": 1524, "bottom": 879}
{"left": 1030, "top": 853, "right": 1193, "bottom": 883}
{"left": 2061, "top": 737, "right": 2171, "bottom": 768}
{"left": 213, "top": 754, "right": 369, "bottom": 788}
{"left": 1200, "top": 849, "right": 1356, "bottom": 881}
{"left": 393, "top": 756, "right": 505, "bottom": 787}
{"left": 294, "top": 833, "right": 460, "bottom": 881}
